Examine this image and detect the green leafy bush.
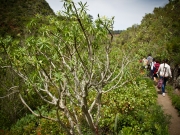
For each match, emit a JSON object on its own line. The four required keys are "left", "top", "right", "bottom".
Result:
{"left": 167, "top": 85, "right": 180, "bottom": 115}
{"left": 97, "top": 78, "right": 170, "bottom": 134}
{"left": 10, "top": 106, "right": 65, "bottom": 135}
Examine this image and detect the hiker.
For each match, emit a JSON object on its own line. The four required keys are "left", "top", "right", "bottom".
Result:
{"left": 139, "top": 57, "right": 148, "bottom": 75}
{"left": 142, "top": 57, "right": 148, "bottom": 69}
{"left": 153, "top": 59, "right": 160, "bottom": 83}
{"left": 150, "top": 58, "right": 156, "bottom": 79}
{"left": 147, "top": 53, "right": 153, "bottom": 77}
{"left": 157, "top": 59, "right": 172, "bottom": 96}
{"left": 147, "top": 53, "right": 153, "bottom": 66}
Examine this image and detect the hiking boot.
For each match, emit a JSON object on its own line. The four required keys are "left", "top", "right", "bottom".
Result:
{"left": 162, "top": 93, "right": 165, "bottom": 97}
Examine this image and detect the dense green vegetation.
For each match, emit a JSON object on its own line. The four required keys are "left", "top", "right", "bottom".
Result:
{"left": 0, "top": 0, "right": 180, "bottom": 134}
{"left": 167, "top": 85, "right": 180, "bottom": 115}
{"left": 0, "top": 0, "right": 55, "bottom": 130}
{"left": 117, "top": 0, "right": 180, "bottom": 80}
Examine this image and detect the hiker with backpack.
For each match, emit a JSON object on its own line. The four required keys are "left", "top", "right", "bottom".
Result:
{"left": 157, "top": 59, "right": 172, "bottom": 97}
{"left": 147, "top": 53, "right": 153, "bottom": 78}
{"left": 150, "top": 58, "right": 156, "bottom": 80}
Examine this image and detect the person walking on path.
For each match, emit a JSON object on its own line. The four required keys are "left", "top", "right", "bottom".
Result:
{"left": 147, "top": 53, "right": 153, "bottom": 77}
{"left": 150, "top": 58, "right": 156, "bottom": 80}
{"left": 142, "top": 57, "right": 148, "bottom": 69}
{"left": 157, "top": 59, "right": 172, "bottom": 96}
{"left": 147, "top": 53, "right": 153, "bottom": 65}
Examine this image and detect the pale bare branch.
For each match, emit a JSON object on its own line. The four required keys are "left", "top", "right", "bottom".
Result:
{"left": 0, "top": 66, "right": 11, "bottom": 68}
{"left": 19, "top": 93, "right": 39, "bottom": 117}
{"left": 0, "top": 90, "right": 19, "bottom": 99}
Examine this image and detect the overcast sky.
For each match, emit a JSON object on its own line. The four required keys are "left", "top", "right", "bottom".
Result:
{"left": 45, "top": 0, "right": 169, "bottom": 30}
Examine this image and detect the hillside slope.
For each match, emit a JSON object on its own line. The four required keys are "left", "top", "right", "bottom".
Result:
{"left": 0, "top": 0, "right": 54, "bottom": 37}
{"left": 0, "top": 0, "right": 55, "bottom": 129}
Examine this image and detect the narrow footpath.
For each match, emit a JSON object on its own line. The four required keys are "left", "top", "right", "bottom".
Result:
{"left": 156, "top": 87, "right": 180, "bottom": 135}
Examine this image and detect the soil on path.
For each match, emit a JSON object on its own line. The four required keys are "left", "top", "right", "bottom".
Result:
{"left": 156, "top": 87, "right": 180, "bottom": 135}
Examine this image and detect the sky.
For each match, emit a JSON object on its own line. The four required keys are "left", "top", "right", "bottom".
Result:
{"left": 45, "top": 0, "right": 169, "bottom": 30}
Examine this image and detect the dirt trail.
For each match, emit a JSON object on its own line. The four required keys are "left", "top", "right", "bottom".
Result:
{"left": 156, "top": 87, "right": 180, "bottom": 135}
